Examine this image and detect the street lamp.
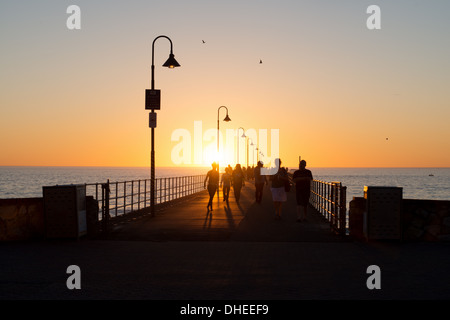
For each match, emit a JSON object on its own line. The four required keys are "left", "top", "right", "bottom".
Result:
{"left": 146, "top": 35, "right": 180, "bottom": 217}
{"left": 246, "top": 136, "right": 249, "bottom": 167}
{"left": 217, "top": 106, "right": 231, "bottom": 174}
{"left": 250, "top": 140, "right": 255, "bottom": 166}
{"left": 236, "top": 127, "right": 245, "bottom": 165}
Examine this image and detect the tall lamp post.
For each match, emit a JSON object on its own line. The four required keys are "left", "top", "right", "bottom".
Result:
{"left": 246, "top": 136, "right": 249, "bottom": 167}
{"left": 146, "top": 35, "right": 180, "bottom": 217}
{"left": 236, "top": 127, "right": 245, "bottom": 165}
{"left": 217, "top": 106, "right": 231, "bottom": 175}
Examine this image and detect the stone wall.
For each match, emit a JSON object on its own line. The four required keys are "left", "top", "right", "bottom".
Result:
{"left": 0, "top": 196, "right": 99, "bottom": 241}
{"left": 402, "top": 199, "right": 450, "bottom": 242}
{"left": 349, "top": 197, "right": 450, "bottom": 242}
{"left": 0, "top": 198, "right": 45, "bottom": 241}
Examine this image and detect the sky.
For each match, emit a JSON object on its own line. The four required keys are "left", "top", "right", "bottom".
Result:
{"left": 1, "top": 0, "right": 449, "bottom": 169}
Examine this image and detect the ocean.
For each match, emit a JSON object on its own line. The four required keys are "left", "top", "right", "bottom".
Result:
{"left": 0, "top": 166, "right": 449, "bottom": 203}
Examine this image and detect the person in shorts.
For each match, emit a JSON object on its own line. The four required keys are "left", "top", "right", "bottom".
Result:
{"left": 293, "top": 160, "right": 313, "bottom": 222}
{"left": 220, "top": 166, "right": 231, "bottom": 202}
{"left": 204, "top": 162, "right": 219, "bottom": 211}
{"left": 253, "top": 161, "right": 266, "bottom": 203}
{"left": 270, "top": 158, "right": 289, "bottom": 219}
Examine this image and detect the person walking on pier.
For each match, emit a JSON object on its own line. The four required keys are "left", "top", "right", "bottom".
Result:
{"left": 232, "top": 164, "right": 245, "bottom": 204}
{"left": 204, "top": 162, "right": 219, "bottom": 211}
{"left": 293, "top": 159, "right": 313, "bottom": 222}
{"left": 220, "top": 166, "right": 232, "bottom": 202}
{"left": 253, "top": 161, "right": 266, "bottom": 203}
{"left": 270, "top": 158, "right": 289, "bottom": 219}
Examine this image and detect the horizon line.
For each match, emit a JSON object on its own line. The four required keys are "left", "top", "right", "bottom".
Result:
{"left": 1, "top": 165, "right": 449, "bottom": 169}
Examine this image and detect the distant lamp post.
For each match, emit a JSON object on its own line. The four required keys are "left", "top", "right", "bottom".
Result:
{"left": 259, "top": 151, "right": 264, "bottom": 165}
{"left": 250, "top": 140, "right": 255, "bottom": 166}
{"left": 246, "top": 136, "right": 249, "bottom": 167}
{"left": 146, "top": 35, "right": 180, "bottom": 217}
{"left": 236, "top": 127, "right": 246, "bottom": 165}
{"left": 217, "top": 106, "right": 231, "bottom": 174}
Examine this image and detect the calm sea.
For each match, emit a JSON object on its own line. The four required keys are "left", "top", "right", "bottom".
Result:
{"left": 0, "top": 166, "right": 449, "bottom": 202}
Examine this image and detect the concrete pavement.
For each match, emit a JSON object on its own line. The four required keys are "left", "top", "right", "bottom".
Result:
{"left": 1, "top": 183, "right": 450, "bottom": 301}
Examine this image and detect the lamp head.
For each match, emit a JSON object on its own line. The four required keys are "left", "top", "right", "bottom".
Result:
{"left": 223, "top": 114, "right": 231, "bottom": 122}
{"left": 163, "top": 53, "right": 181, "bottom": 68}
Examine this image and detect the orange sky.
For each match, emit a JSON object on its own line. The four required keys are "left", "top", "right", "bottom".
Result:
{"left": 1, "top": 1, "right": 449, "bottom": 168}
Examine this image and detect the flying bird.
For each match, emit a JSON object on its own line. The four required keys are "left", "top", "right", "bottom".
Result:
{"left": 259, "top": 59, "right": 263, "bottom": 64}
{"left": 202, "top": 40, "right": 206, "bottom": 44}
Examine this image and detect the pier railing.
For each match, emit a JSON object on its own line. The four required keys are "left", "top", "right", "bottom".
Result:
{"left": 310, "top": 180, "right": 347, "bottom": 235}
{"left": 86, "top": 173, "right": 347, "bottom": 235}
{"left": 86, "top": 175, "right": 206, "bottom": 221}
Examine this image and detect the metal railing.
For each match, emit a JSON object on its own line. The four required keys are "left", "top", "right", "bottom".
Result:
{"left": 310, "top": 180, "right": 347, "bottom": 235}
{"left": 86, "top": 175, "right": 206, "bottom": 220}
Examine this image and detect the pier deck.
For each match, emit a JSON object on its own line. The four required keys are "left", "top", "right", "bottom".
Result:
{"left": 1, "top": 183, "right": 450, "bottom": 301}
{"left": 107, "top": 183, "right": 344, "bottom": 242}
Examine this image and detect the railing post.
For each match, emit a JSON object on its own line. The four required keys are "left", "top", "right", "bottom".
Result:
{"left": 145, "top": 179, "right": 147, "bottom": 208}
{"left": 321, "top": 182, "right": 324, "bottom": 216}
{"left": 334, "top": 183, "right": 338, "bottom": 231}
{"left": 328, "top": 183, "right": 332, "bottom": 221}
{"left": 331, "top": 183, "right": 335, "bottom": 230}
{"left": 101, "top": 180, "right": 110, "bottom": 234}
{"left": 159, "top": 178, "right": 162, "bottom": 204}
{"left": 131, "top": 180, "right": 134, "bottom": 213}
{"left": 333, "top": 183, "right": 338, "bottom": 233}
{"left": 115, "top": 182, "right": 118, "bottom": 216}
{"left": 341, "top": 186, "right": 347, "bottom": 235}
{"left": 138, "top": 180, "right": 141, "bottom": 210}
{"left": 320, "top": 182, "right": 324, "bottom": 215}
{"left": 123, "top": 181, "right": 127, "bottom": 215}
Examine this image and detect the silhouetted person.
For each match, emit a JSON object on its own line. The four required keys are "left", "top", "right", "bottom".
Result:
{"left": 232, "top": 164, "right": 245, "bottom": 203}
{"left": 247, "top": 166, "right": 253, "bottom": 180}
{"left": 293, "top": 160, "right": 313, "bottom": 222}
{"left": 220, "top": 167, "right": 231, "bottom": 202}
{"left": 204, "top": 162, "right": 219, "bottom": 211}
{"left": 270, "top": 158, "right": 289, "bottom": 219}
{"left": 253, "top": 161, "right": 266, "bottom": 203}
